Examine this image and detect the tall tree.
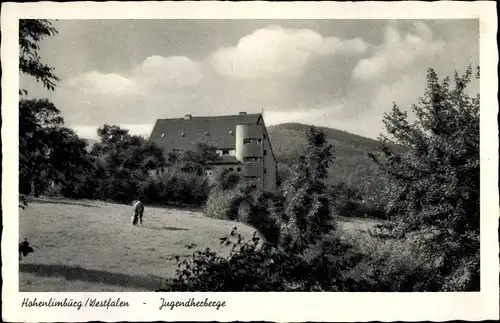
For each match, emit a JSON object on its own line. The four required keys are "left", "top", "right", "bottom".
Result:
{"left": 369, "top": 66, "right": 480, "bottom": 291}
{"left": 19, "top": 19, "right": 59, "bottom": 94}
{"left": 19, "top": 98, "right": 90, "bottom": 196}
{"left": 281, "top": 126, "right": 335, "bottom": 250}
{"left": 19, "top": 19, "right": 59, "bottom": 204}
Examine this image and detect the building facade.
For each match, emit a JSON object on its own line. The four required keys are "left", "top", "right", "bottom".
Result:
{"left": 149, "top": 112, "right": 277, "bottom": 191}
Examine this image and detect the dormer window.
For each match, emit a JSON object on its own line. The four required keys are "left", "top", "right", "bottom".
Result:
{"left": 229, "top": 130, "right": 234, "bottom": 135}
{"left": 205, "top": 131, "right": 210, "bottom": 136}
{"left": 181, "top": 132, "right": 186, "bottom": 137}
{"left": 161, "top": 133, "right": 165, "bottom": 138}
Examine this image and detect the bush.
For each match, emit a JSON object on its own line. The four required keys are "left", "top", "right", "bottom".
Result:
{"left": 160, "top": 228, "right": 362, "bottom": 292}
{"left": 328, "top": 183, "right": 387, "bottom": 220}
{"left": 342, "top": 231, "right": 442, "bottom": 291}
{"left": 140, "top": 170, "right": 209, "bottom": 207}
{"left": 204, "top": 187, "right": 239, "bottom": 220}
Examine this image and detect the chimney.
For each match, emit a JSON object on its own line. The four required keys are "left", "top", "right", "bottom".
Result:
{"left": 239, "top": 111, "right": 247, "bottom": 115}
{"left": 184, "top": 114, "right": 192, "bottom": 120}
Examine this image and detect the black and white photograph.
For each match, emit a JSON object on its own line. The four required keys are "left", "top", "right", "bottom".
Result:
{"left": 2, "top": 1, "right": 498, "bottom": 322}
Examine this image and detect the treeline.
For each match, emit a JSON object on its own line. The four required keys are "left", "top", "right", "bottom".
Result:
{"left": 19, "top": 103, "right": 215, "bottom": 207}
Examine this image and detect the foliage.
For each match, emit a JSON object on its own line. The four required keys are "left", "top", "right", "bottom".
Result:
{"left": 140, "top": 170, "right": 209, "bottom": 207}
{"left": 276, "top": 163, "right": 293, "bottom": 188}
{"left": 342, "top": 232, "right": 442, "bottom": 292}
{"left": 63, "top": 125, "right": 165, "bottom": 203}
{"left": 18, "top": 19, "right": 59, "bottom": 208}
{"left": 19, "top": 19, "right": 59, "bottom": 94}
{"left": 280, "top": 126, "right": 336, "bottom": 250}
{"left": 267, "top": 123, "right": 391, "bottom": 219}
{"left": 19, "top": 98, "right": 91, "bottom": 196}
{"left": 368, "top": 66, "right": 480, "bottom": 291}
{"left": 176, "top": 143, "right": 219, "bottom": 176}
{"left": 328, "top": 183, "right": 387, "bottom": 219}
{"left": 160, "top": 228, "right": 359, "bottom": 292}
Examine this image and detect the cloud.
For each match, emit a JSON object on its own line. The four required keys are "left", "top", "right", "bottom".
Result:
{"left": 132, "top": 55, "right": 203, "bottom": 87}
{"left": 66, "top": 71, "right": 139, "bottom": 96}
{"left": 62, "top": 55, "right": 203, "bottom": 96}
{"left": 352, "top": 21, "right": 445, "bottom": 81}
{"left": 28, "top": 21, "right": 476, "bottom": 141}
{"left": 210, "top": 25, "right": 369, "bottom": 80}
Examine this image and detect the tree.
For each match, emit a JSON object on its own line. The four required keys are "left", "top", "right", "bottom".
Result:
{"left": 89, "top": 125, "right": 166, "bottom": 203}
{"left": 19, "top": 98, "right": 91, "bottom": 196}
{"left": 19, "top": 19, "right": 59, "bottom": 205}
{"left": 91, "top": 124, "right": 166, "bottom": 173}
{"left": 178, "top": 143, "right": 219, "bottom": 176}
{"left": 19, "top": 19, "right": 59, "bottom": 94}
{"left": 369, "top": 66, "right": 480, "bottom": 290}
{"left": 281, "top": 126, "right": 336, "bottom": 250}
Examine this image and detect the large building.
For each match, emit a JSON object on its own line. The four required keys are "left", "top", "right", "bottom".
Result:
{"left": 149, "top": 112, "right": 277, "bottom": 191}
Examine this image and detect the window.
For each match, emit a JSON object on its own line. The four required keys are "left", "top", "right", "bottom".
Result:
{"left": 245, "top": 176, "right": 260, "bottom": 180}
{"left": 264, "top": 168, "right": 267, "bottom": 174}
{"left": 243, "top": 157, "right": 262, "bottom": 162}
{"left": 263, "top": 134, "right": 267, "bottom": 139}
{"left": 236, "top": 167, "right": 241, "bottom": 172}
{"left": 222, "top": 150, "right": 229, "bottom": 155}
{"left": 264, "top": 150, "right": 267, "bottom": 156}
{"left": 229, "top": 168, "right": 234, "bottom": 171}
{"left": 243, "top": 138, "right": 263, "bottom": 145}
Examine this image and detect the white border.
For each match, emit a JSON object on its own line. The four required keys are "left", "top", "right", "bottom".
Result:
{"left": 2, "top": 1, "right": 499, "bottom": 322}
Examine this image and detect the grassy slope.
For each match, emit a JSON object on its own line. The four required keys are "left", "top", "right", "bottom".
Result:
{"left": 19, "top": 199, "right": 257, "bottom": 292}
{"left": 268, "top": 123, "right": 390, "bottom": 202}
{"left": 19, "top": 198, "right": 378, "bottom": 292}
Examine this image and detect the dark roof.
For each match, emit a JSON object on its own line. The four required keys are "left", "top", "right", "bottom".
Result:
{"left": 149, "top": 114, "right": 262, "bottom": 151}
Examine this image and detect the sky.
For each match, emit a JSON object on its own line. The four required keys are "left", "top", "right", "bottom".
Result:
{"left": 20, "top": 19, "right": 479, "bottom": 140}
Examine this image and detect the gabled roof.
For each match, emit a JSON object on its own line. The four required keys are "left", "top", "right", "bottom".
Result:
{"left": 149, "top": 113, "right": 262, "bottom": 152}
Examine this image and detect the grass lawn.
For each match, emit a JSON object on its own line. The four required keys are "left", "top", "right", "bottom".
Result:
{"left": 19, "top": 198, "right": 379, "bottom": 292}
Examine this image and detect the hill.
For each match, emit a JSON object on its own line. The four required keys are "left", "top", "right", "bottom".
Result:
{"left": 267, "top": 123, "right": 389, "bottom": 204}
{"left": 268, "top": 123, "right": 383, "bottom": 164}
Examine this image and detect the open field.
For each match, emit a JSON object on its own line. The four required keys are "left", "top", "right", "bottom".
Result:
{"left": 19, "top": 198, "right": 379, "bottom": 292}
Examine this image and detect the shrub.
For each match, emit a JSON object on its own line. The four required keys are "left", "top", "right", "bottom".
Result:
{"left": 204, "top": 187, "right": 239, "bottom": 220}
{"left": 140, "top": 170, "right": 209, "bottom": 207}
{"left": 276, "top": 163, "right": 293, "bottom": 188}
{"left": 342, "top": 231, "right": 442, "bottom": 291}
{"left": 328, "top": 183, "right": 387, "bottom": 220}
{"left": 159, "top": 227, "right": 359, "bottom": 292}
